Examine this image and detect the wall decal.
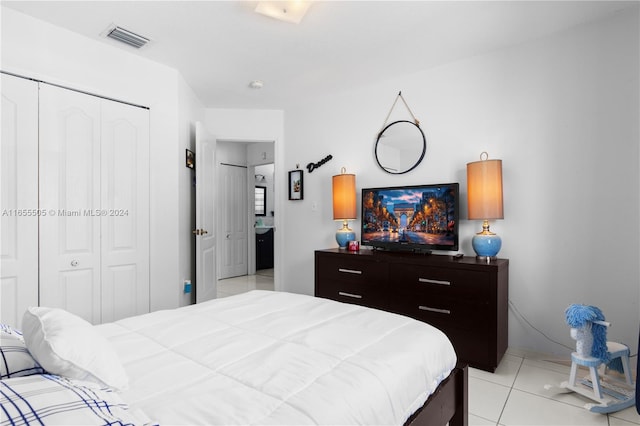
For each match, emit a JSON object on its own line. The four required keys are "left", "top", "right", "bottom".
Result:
{"left": 307, "top": 154, "right": 333, "bottom": 173}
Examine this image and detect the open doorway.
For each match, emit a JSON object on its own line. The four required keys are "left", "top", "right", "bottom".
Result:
{"left": 216, "top": 141, "right": 275, "bottom": 298}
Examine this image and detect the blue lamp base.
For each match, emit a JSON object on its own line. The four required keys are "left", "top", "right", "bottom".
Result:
{"left": 472, "top": 220, "right": 502, "bottom": 261}
{"left": 336, "top": 221, "right": 355, "bottom": 249}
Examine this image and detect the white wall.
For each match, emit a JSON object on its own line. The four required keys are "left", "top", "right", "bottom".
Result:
{"left": 204, "top": 108, "right": 284, "bottom": 142}
{"left": 280, "top": 11, "right": 639, "bottom": 357}
{"left": 248, "top": 142, "right": 275, "bottom": 165}
{"left": 217, "top": 141, "right": 248, "bottom": 165}
{"left": 1, "top": 7, "right": 205, "bottom": 311}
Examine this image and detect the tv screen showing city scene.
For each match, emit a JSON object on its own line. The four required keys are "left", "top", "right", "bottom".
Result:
{"left": 361, "top": 183, "right": 459, "bottom": 251}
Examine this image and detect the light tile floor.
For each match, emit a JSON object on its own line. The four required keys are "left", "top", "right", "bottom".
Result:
{"left": 216, "top": 269, "right": 274, "bottom": 298}
{"left": 470, "top": 350, "right": 638, "bottom": 425}
{"left": 216, "top": 274, "right": 639, "bottom": 426}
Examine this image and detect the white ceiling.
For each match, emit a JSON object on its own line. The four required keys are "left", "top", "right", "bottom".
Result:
{"left": 3, "top": 1, "right": 636, "bottom": 109}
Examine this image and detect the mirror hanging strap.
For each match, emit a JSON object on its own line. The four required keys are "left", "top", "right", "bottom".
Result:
{"left": 380, "top": 91, "right": 420, "bottom": 133}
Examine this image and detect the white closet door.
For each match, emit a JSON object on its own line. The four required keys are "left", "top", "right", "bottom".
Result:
{"left": 1, "top": 74, "right": 39, "bottom": 329}
{"left": 100, "top": 101, "right": 149, "bottom": 322}
{"left": 39, "top": 84, "right": 102, "bottom": 324}
{"left": 219, "top": 164, "right": 248, "bottom": 279}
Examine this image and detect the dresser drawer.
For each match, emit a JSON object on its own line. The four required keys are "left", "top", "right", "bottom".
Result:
{"left": 388, "top": 295, "right": 489, "bottom": 331}
{"left": 393, "top": 264, "right": 490, "bottom": 300}
{"left": 316, "top": 254, "right": 387, "bottom": 287}
{"left": 316, "top": 280, "right": 387, "bottom": 310}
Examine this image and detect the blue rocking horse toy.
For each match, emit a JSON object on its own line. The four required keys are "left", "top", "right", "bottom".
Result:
{"left": 545, "top": 304, "right": 635, "bottom": 413}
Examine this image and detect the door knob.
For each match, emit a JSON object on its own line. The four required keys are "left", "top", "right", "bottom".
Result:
{"left": 202, "top": 230, "right": 208, "bottom": 235}
{"left": 71, "top": 260, "right": 78, "bottom": 267}
{"left": 192, "top": 229, "right": 201, "bottom": 235}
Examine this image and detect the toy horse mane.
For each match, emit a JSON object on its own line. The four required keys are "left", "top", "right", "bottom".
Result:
{"left": 565, "top": 304, "right": 624, "bottom": 373}
{"left": 565, "top": 304, "right": 609, "bottom": 363}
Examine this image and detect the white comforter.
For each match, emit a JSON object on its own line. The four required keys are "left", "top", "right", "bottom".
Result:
{"left": 97, "top": 290, "right": 456, "bottom": 425}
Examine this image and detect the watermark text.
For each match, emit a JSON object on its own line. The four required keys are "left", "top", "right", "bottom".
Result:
{"left": 2, "top": 209, "right": 129, "bottom": 217}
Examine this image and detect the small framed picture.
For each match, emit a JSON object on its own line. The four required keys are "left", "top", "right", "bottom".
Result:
{"left": 185, "top": 149, "right": 195, "bottom": 169}
{"left": 288, "top": 170, "right": 303, "bottom": 200}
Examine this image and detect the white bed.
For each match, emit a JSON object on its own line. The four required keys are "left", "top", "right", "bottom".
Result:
{"left": 1, "top": 290, "right": 466, "bottom": 425}
{"left": 97, "top": 290, "right": 458, "bottom": 425}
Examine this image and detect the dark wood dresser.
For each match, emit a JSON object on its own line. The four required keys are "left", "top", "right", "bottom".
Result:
{"left": 314, "top": 248, "right": 509, "bottom": 372}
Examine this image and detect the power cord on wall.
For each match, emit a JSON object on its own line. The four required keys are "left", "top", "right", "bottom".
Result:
{"left": 508, "top": 299, "right": 638, "bottom": 359}
{"left": 508, "top": 299, "right": 574, "bottom": 351}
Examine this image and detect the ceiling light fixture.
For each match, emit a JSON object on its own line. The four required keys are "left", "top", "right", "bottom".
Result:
{"left": 249, "top": 80, "right": 264, "bottom": 89}
{"left": 254, "top": 1, "right": 312, "bottom": 24}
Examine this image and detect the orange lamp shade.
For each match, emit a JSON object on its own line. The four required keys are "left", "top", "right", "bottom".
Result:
{"left": 467, "top": 157, "right": 503, "bottom": 220}
{"left": 332, "top": 172, "right": 356, "bottom": 220}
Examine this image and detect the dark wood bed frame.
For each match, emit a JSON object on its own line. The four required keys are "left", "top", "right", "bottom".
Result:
{"left": 405, "top": 363, "right": 468, "bottom": 426}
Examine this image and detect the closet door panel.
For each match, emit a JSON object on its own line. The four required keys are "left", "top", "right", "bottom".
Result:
{"left": 59, "top": 270, "right": 97, "bottom": 322}
{"left": 100, "top": 101, "right": 149, "bottom": 322}
{"left": 39, "top": 84, "right": 101, "bottom": 324}
{"left": 218, "top": 164, "right": 248, "bottom": 279}
{"left": 0, "top": 74, "right": 39, "bottom": 328}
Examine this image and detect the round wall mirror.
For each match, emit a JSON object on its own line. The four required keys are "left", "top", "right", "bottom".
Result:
{"left": 374, "top": 120, "right": 426, "bottom": 174}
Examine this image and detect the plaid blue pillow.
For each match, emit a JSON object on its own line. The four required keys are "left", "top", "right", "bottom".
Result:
{"left": 0, "top": 374, "right": 152, "bottom": 425}
{"left": 0, "top": 324, "right": 45, "bottom": 379}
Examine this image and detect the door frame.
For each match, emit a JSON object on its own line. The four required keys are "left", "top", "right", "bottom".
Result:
{"left": 248, "top": 160, "right": 275, "bottom": 275}
{"left": 215, "top": 139, "right": 276, "bottom": 283}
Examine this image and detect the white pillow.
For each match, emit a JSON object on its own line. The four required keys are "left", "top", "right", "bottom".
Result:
{"left": 22, "top": 307, "right": 129, "bottom": 391}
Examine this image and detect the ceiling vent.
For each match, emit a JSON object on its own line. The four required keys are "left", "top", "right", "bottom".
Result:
{"left": 105, "top": 25, "right": 150, "bottom": 49}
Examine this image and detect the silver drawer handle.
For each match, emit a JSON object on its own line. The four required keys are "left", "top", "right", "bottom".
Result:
{"left": 418, "top": 277, "right": 450, "bottom": 286}
{"left": 338, "top": 268, "right": 362, "bottom": 275}
{"left": 338, "top": 292, "right": 363, "bottom": 299}
{"left": 419, "top": 306, "right": 451, "bottom": 315}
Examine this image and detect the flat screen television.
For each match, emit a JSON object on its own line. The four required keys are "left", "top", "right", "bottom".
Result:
{"left": 361, "top": 183, "right": 459, "bottom": 252}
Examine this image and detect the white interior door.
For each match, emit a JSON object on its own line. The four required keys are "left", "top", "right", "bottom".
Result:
{"left": 1, "top": 74, "right": 39, "bottom": 329}
{"left": 195, "top": 122, "right": 217, "bottom": 302}
{"left": 39, "top": 84, "right": 102, "bottom": 324}
{"left": 219, "top": 164, "right": 248, "bottom": 279}
{"left": 100, "top": 101, "right": 150, "bottom": 322}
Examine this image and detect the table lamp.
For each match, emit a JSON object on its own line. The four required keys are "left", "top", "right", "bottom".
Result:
{"left": 332, "top": 168, "right": 356, "bottom": 248}
{"left": 467, "top": 152, "right": 503, "bottom": 260}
